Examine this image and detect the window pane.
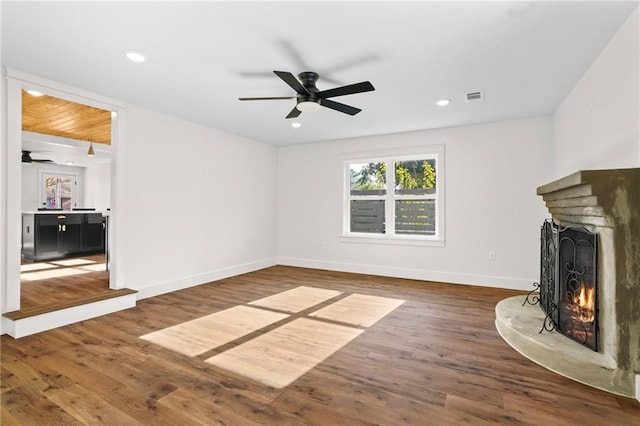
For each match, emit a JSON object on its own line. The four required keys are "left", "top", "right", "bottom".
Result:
{"left": 395, "top": 200, "right": 435, "bottom": 235}
{"left": 350, "top": 162, "right": 386, "bottom": 196}
{"left": 394, "top": 159, "right": 436, "bottom": 195}
{"left": 350, "top": 200, "right": 385, "bottom": 234}
{"left": 43, "top": 174, "right": 75, "bottom": 209}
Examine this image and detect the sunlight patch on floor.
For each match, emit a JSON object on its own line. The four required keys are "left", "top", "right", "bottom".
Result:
{"left": 140, "top": 305, "right": 289, "bottom": 357}
{"left": 50, "top": 258, "right": 97, "bottom": 266}
{"left": 248, "top": 286, "right": 342, "bottom": 313}
{"left": 21, "top": 258, "right": 106, "bottom": 280}
{"left": 205, "top": 318, "right": 363, "bottom": 388}
{"left": 21, "top": 267, "right": 91, "bottom": 281}
{"left": 309, "top": 293, "right": 406, "bottom": 327}
{"left": 139, "top": 287, "right": 405, "bottom": 388}
{"left": 20, "top": 263, "right": 57, "bottom": 272}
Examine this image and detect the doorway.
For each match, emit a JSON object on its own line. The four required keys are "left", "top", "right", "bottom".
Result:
{"left": 20, "top": 92, "right": 111, "bottom": 312}
{"left": 3, "top": 70, "right": 126, "bottom": 316}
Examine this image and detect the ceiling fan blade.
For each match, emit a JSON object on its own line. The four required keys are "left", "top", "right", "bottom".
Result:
{"left": 21, "top": 150, "right": 53, "bottom": 163}
{"left": 286, "top": 106, "right": 302, "bottom": 119}
{"left": 274, "top": 71, "right": 310, "bottom": 95}
{"left": 317, "top": 81, "right": 375, "bottom": 99}
{"left": 320, "top": 99, "right": 362, "bottom": 115}
{"left": 239, "top": 97, "right": 296, "bottom": 101}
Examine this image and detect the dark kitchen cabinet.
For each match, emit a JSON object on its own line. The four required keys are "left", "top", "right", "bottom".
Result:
{"left": 83, "top": 213, "right": 105, "bottom": 252}
{"left": 22, "top": 212, "right": 106, "bottom": 261}
{"left": 33, "top": 214, "right": 59, "bottom": 258}
{"left": 58, "top": 214, "right": 83, "bottom": 254}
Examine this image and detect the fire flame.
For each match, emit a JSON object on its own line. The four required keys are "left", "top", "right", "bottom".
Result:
{"left": 571, "top": 282, "right": 595, "bottom": 323}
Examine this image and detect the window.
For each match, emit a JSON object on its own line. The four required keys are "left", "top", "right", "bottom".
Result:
{"left": 343, "top": 146, "right": 444, "bottom": 245}
{"left": 40, "top": 172, "right": 78, "bottom": 210}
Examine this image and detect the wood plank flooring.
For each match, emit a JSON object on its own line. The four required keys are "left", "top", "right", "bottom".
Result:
{"left": 3, "top": 265, "right": 640, "bottom": 424}
{"left": 15, "top": 254, "right": 113, "bottom": 316}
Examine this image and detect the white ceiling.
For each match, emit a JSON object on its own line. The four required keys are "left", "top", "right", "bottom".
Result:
{"left": 2, "top": 1, "right": 637, "bottom": 146}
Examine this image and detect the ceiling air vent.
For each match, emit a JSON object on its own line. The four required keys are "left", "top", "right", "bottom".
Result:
{"left": 466, "top": 90, "right": 483, "bottom": 101}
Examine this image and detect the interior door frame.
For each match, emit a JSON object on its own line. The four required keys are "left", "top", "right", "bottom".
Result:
{"left": 2, "top": 68, "right": 127, "bottom": 313}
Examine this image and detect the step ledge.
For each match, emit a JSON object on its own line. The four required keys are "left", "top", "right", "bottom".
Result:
{"left": 3, "top": 288, "right": 137, "bottom": 320}
{"left": 2, "top": 292, "right": 137, "bottom": 338}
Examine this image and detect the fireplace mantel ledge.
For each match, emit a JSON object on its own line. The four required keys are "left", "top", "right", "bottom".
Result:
{"left": 536, "top": 168, "right": 640, "bottom": 228}
{"left": 495, "top": 296, "right": 632, "bottom": 397}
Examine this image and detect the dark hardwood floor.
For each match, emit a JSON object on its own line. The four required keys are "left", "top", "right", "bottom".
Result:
{"left": 14, "top": 254, "right": 116, "bottom": 317}
{"left": 2, "top": 266, "right": 639, "bottom": 424}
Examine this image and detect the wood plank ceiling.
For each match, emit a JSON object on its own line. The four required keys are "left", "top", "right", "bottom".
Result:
{"left": 22, "top": 90, "right": 112, "bottom": 145}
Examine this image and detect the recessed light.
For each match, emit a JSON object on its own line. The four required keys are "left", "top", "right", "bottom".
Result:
{"left": 26, "top": 89, "right": 44, "bottom": 97}
{"left": 291, "top": 122, "right": 302, "bottom": 129}
{"left": 436, "top": 99, "right": 451, "bottom": 107}
{"left": 124, "top": 50, "right": 146, "bottom": 63}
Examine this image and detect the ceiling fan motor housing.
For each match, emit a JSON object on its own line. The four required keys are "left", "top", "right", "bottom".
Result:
{"left": 298, "top": 72, "right": 320, "bottom": 91}
{"left": 297, "top": 71, "right": 320, "bottom": 105}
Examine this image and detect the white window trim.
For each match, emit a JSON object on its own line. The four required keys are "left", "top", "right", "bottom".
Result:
{"left": 340, "top": 145, "right": 445, "bottom": 247}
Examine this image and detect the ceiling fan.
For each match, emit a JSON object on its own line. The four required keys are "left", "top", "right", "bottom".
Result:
{"left": 22, "top": 150, "right": 54, "bottom": 164}
{"left": 239, "top": 71, "right": 375, "bottom": 118}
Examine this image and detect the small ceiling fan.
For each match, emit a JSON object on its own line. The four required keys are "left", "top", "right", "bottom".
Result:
{"left": 22, "top": 150, "right": 54, "bottom": 164}
{"left": 239, "top": 71, "right": 375, "bottom": 118}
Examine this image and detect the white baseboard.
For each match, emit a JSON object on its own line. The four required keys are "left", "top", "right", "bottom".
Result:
{"left": 133, "top": 257, "right": 278, "bottom": 300}
{"left": 276, "top": 256, "right": 534, "bottom": 291}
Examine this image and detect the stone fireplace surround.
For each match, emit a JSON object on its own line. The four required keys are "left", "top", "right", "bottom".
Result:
{"left": 495, "top": 168, "right": 640, "bottom": 399}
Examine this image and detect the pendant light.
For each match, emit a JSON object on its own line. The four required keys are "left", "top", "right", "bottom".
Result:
{"left": 87, "top": 140, "right": 95, "bottom": 156}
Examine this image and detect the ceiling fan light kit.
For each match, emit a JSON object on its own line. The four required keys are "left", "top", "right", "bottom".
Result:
{"left": 296, "top": 101, "right": 321, "bottom": 112}
{"left": 239, "top": 70, "right": 375, "bottom": 119}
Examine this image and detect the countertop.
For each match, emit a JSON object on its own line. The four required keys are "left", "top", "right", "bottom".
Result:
{"left": 22, "top": 210, "right": 110, "bottom": 216}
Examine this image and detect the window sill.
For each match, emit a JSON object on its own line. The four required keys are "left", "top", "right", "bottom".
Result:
{"left": 338, "top": 234, "right": 445, "bottom": 247}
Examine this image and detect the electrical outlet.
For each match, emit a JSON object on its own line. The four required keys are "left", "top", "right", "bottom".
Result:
{"left": 321, "top": 242, "right": 329, "bottom": 249}
{"left": 489, "top": 251, "right": 496, "bottom": 261}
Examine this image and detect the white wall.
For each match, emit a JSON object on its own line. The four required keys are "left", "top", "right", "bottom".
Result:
{"left": 83, "top": 163, "right": 110, "bottom": 211}
{"left": 553, "top": 7, "right": 639, "bottom": 178}
{"left": 277, "top": 117, "right": 553, "bottom": 290}
{"left": 120, "top": 106, "right": 278, "bottom": 297}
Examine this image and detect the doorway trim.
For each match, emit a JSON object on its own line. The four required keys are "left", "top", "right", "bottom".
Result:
{"left": 2, "top": 68, "right": 127, "bottom": 314}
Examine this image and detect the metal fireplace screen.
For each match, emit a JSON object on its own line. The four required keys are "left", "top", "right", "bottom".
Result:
{"left": 527, "top": 219, "right": 598, "bottom": 351}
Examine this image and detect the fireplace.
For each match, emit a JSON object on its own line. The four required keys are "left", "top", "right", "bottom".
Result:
{"left": 556, "top": 223, "right": 597, "bottom": 350}
{"left": 532, "top": 220, "right": 598, "bottom": 351}
{"left": 496, "top": 168, "right": 640, "bottom": 399}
